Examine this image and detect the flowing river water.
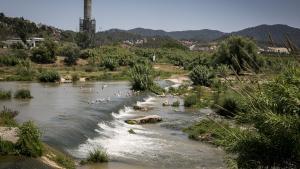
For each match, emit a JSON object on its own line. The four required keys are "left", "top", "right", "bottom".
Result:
{"left": 0, "top": 81, "right": 225, "bottom": 169}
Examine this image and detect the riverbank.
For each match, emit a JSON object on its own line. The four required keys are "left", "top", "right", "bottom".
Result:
{"left": 0, "top": 63, "right": 187, "bottom": 82}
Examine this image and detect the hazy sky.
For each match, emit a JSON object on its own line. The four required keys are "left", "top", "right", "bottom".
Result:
{"left": 0, "top": 0, "right": 299, "bottom": 32}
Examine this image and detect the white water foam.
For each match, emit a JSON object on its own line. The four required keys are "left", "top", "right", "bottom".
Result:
{"left": 73, "top": 120, "right": 164, "bottom": 159}
{"left": 136, "top": 96, "right": 156, "bottom": 107}
{"left": 70, "top": 96, "right": 164, "bottom": 159}
{"left": 112, "top": 106, "right": 135, "bottom": 119}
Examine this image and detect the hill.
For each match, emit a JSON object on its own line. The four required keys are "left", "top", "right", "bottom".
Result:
{"left": 231, "top": 24, "right": 300, "bottom": 47}
{"left": 128, "top": 28, "right": 225, "bottom": 42}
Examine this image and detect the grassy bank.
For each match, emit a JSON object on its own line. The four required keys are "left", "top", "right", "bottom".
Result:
{"left": 0, "top": 107, "right": 76, "bottom": 169}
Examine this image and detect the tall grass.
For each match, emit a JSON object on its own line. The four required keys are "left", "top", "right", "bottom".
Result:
{"left": 185, "top": 67, "right": 300, "bottom": 169}
{"left": 81, "top": 148, "right": 109, "bottom": 164}
{"left": 16, "top": 121, "right": 43, "bottom": 157}
{"left": 129, "top": 63, "right": 154, "bottom": 91}
{"left": 14, "top": 89, "right": 33, "bottom": 99}
{"left": 0, "top": 89, "right": 11, "bottom": 100}
{"left": 38, "top": 70, "right": 60, "bottom": 82}
{"left": 0, "top": 107, "right": 19, "bottom": 127}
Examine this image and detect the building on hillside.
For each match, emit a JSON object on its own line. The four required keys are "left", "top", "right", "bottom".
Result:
{"left": 1, "top": 37, "right": 44, "bottom": 48}
{"left": 260, "top": 47, "right": 290, "bottom": 54}
{"left": 28, "top": 37, "right": 44, "bottom": 48}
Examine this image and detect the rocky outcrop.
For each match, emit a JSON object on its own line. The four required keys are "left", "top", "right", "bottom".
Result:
{"left": 125, "top": 115, "right": 162, "bottom": 125}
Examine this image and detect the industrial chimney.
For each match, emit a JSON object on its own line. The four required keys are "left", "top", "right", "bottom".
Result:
{"left": 84, "top": 0, "right": 92, "bottom": 20}
{"left": 80, "top": 0, "right": 96, "bottom": 35}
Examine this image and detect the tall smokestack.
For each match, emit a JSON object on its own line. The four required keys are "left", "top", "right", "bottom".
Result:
{"left": 84, "top": 0, "right": 92, "bottom": 20}
{"left": 80, "top": 0, "right": 96, "bottom": 44}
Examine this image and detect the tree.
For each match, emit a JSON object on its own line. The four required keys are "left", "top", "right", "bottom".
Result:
{"left": 31, "top": 39, "right": 57, "bottom": 64}
{"left": 129, "top": 63, "right": 154, "bottom": 91}
{"left": 76, "top": 32, "right": 93, "bottom": 49}
{"left": 61, "top": 43, "right": 80, "bottom": 66}
{"left": 189, "top": 65, "right": 215, "bottom": 86}
{"left": 213, "top": 36, "right": 262, "bottom": 74}
{"left": 14, "top": 17, "right": 38, "bottom": 46}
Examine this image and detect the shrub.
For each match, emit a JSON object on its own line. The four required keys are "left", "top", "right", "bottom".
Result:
{"left": 55, "top": 155, "right": 76, "bottom": 169}
{"left": 16, "top": 59, "right": 36, "bottom": 80}
{"left": 31, "top": 39, "right": 57, "bottom": 64}
{"left": 184, "top": 94, "right": 198, "bottom": 107}
{"left": 14, "top": 89, "right": 33, "bottom": 99}
{"left": 216, "top": 97, "right": 240, "bottom": 117}
{"left": 184, "top": 119, "right": 236, "bottom": 144}
{"left": 215, "top": 65, "right": 231, "bottom": 78}
{"left": 12, "top": 49, "right": 30, "bottom": 60}
{"left": 62, "top": 43, "right": 80, "bottom": 66}
{"left": 172, "top": 100, "right": 180, "bottom": 107}
{"left": 0, "top": 139, "right": 16, "bottom": 155}
{"left": 79, "top": 49, "right": 94, "bottom": 59}
{"left": 16, "top": 121, "right": 43, "bottom": 157}
{"left": 102, "top": 57, "right": 118, "bottom": 71}
{"left": 189, "top": 65, "right": 214, "bottom": 86}
{"left": 39, "top": 70, "right": 60, "bottom": 82}
{"left": 86, "top": 149, "right": 109, "bottom": 163}
{"left": 0, "top": 89, "right": 12, "bottom": 100}
{"left": 0, "top": 107, "right": 19, "bottom": 127}
{"left": 129, "top": 63, "right": 154, "bottom": 91}
{"left": 0, "top": 55, "right": 19, "bottom": 66}
{"left": 213, "top": 36, "right": 261, "bottom": 74}
{"left": 71, "top": 73, "right": 80, "bottom": 82}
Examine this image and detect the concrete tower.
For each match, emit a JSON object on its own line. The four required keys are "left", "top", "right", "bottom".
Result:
{"left": 80, "top": 0, "right": 96, "bottom": 35}
{"left": 84, "top": 0, "right": 92, "bottom": 19}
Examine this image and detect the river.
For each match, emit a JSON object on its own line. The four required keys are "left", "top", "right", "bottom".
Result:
{"left": 0, "top": 81, "right": 225, "bottom": 169}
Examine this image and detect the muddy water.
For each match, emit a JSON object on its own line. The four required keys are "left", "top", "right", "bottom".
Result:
{"left": 0, "top": 82, "right": 224, "bottom": 169}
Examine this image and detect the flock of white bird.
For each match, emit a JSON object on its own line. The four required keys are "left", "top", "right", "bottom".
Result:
{"left": 86, "top": 84, "right": 135, "bottom": 104}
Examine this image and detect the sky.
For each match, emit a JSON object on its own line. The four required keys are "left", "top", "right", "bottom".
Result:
{"left": 0, "top": 0, "right": 299, "bottom": 33}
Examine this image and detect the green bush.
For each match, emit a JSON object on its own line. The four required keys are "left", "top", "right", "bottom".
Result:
{"left": 86, "top": 149, "right": 109, "bottom": 163}
{"left": 0, "top": 89, "right": 12, "bottom": 100}
{"left": 102, "top": 57, "right": 118, "bottom": 71}
{"left": 14, "top": 89, "right": 33, "bottom": 99}
{"left": 217, "top": 97, "right": 241, "bottom": 118}
{"left": 12, "top": 49, "right": 30, "bottom": 60}
{"left": 55, "top": 155, "right": 76, "bottom": 169}
{"left": 16, "top": 121, "right": 43, "bottom": 157}
{"left": 172, "top": 100, "right": 180, "bottom": 107}
{"left": 189, "top": 65, "right": 214, "bottom": 86}
{"left": 0, "top": 55, "right": 19, "bottom": 66}
{"left": 39, "top": 70, "right": 60, "bottom": 82}
{"left": 213, "top": 36, "right": 262, "bottom": 74}
{"left": 0, "top": 107, "right": 19, "bottom": 127}
{"left": 71, "top": 73, "right": 80, "bottom": 82}
{"left": 184, "top": 94, "right": 198, "bottom": 107}
{"left": 16, "top": 59, "right": 36, "bottom": 80}
{"left": 62, "top": 43, "right": 80, "bottom": 66}
{"left": 129, "top": 63, "right": 154, "bottom": 91}
{"left": 183, "top": 119, "right": 240, "bottom": 146}
{"left": 0, "top": 139, "right": 16, "bottom": 155}
{"left": 31, "top": 39, "right": 57, "bottom": 64}
{"left": 79, "top": 49, "right": 94, "bottom": 59}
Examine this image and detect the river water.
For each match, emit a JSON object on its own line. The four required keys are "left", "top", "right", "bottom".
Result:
{"left": 0, "top": 81, "right": 224, "bottom": 169}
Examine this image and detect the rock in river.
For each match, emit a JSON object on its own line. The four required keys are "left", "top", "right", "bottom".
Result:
{"left": 133, "top": 105, "right": 153, "bottom": 111}
{"left": 125, "top": 115, "right": 162, "bottom": 125}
